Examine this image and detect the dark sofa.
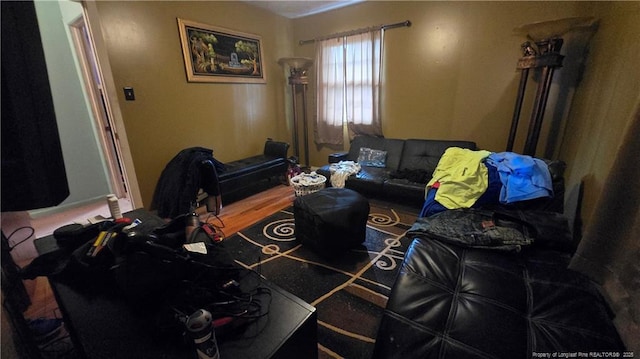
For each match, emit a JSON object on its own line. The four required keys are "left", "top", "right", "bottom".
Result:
{"left": 373, "top": 212, "right": 626, "bottom": 358}
{"left": 371, "top": 158, "right": 625, "bottom": 357}
{"left": 311, "top": 136, "right": 625, "bottom": 356}
{"left": 317, "top": 136, "right": 477, "bottom": 206}
{"left": 373, "top": 234, "right": 626, "bottom": 358}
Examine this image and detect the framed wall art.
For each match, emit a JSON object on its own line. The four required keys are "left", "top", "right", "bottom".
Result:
{"left": 177, "top": 18, "right": 266, "bottom": 84}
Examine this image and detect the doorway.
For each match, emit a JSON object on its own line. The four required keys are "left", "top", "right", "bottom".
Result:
{"left": 68, "top": 15, "right": 128, "bottom": 199}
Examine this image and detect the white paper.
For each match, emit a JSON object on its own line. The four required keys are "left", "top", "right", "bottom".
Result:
{"left": 183, "top": 242, "right": 208, "bottom": 254}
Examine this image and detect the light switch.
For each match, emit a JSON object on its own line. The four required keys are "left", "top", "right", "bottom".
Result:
{"left": 123, "top": 87, "right": 135, "bottom": 101}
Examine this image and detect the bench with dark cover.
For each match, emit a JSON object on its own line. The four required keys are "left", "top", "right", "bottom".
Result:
{"left": 218, "top": 139, "right": 289, "bottom": 203}
{"left": 152, "top": 140, "right": 289, "bottom": 218}
{"left": 317, "top": 136, "right": 477, "bottom": 206}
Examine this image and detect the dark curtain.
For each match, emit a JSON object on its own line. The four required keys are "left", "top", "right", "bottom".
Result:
{"left": 569, "top": 104, "right": 640, "bottom": 352}
{"left": 1, "top": 0, "right": 69, "bottom": 211}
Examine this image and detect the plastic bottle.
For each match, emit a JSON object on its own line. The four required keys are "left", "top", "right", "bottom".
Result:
{"left": 185, "top": 309, "right": 220, "bottom": 359}
{"left": 185, "top": 210, "right": 200, "bottom": 242}
{"left": 107, "top": 194, "right": 122, "bottom": 219}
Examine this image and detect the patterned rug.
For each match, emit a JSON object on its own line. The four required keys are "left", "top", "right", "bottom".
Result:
{"left": 224, "top": 201, "right": 418, "bottom": 358}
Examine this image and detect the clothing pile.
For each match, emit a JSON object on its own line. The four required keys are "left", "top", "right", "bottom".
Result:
{"left": 420, "top": 148, "right": 554, "bottom": 217}
{"left": 328, "top": 161, "right": 361, "bottom": 188}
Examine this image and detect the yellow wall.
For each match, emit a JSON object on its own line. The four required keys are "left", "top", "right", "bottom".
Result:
{"left": 93, "top": 1, "right": 294, "bottom": 208}
{"left": 291, "top": 1, "right": 640, "bottom": 227}
{"left": 292, "top": 1, "right": 595, "bottom": 165}
{"left": 93, "top": 0, "right": 639, "bottom": 224}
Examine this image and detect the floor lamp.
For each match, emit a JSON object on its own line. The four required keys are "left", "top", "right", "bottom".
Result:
{"left": 278, "top": 57, "right": 313, "bottom": 169}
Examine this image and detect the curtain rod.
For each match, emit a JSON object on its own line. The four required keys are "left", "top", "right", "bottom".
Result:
{"left": 298, "top": 20, "right": 411, "bottom": 45}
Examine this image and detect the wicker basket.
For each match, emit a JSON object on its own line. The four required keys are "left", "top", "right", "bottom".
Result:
{"left": 290, "top": 173, "right": 327, "bottom": 197}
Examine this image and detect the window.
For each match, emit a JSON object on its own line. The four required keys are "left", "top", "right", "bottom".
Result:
{"left": 315, "top": 30, "right": 383, "bottom": 145}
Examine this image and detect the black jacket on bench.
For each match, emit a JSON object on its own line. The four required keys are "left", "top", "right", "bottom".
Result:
{"left": 151, "top": 147, "right": 222, "bottom": 218}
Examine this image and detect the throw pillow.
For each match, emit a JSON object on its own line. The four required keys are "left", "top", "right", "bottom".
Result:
{"left": 357, "top": 147, "right": 387, "bottom": 168}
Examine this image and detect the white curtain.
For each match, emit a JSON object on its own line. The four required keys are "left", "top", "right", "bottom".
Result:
{"left": 345, "top": 30, "right": 383, "bottom": 139}
{"left": 315, "top": 30, "right": 383, "bottom": 145}
{"left": 315, "top": 37, "right": 345, "bottom": 145}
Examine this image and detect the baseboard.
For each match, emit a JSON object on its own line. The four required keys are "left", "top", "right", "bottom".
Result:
{"left": 28, "top": 196, "right": 108, "bottom": 219}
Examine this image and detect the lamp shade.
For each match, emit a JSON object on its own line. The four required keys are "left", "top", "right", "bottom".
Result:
{"left": 278, "top": 57, "right": 313, "bottom": 70}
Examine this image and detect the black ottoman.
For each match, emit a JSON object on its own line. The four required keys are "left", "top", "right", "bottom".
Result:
{"left": 294, "top": 188, "right": 370, "bottom": 257}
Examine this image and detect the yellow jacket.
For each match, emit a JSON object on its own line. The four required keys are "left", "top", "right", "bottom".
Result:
{"left": 427, "top": 147, "right": 492, "bottom": 209}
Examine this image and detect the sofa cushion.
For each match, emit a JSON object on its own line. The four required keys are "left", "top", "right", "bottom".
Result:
{"left": 382, "top": 179, "right": 427, "bottom": 205}
{"left": 347, "top": 136, "right": 405, "bottom": 171}
{"left": 398, "top": 139, "right": 477, "bottom": 173}
{"left": 343, "top": 166, "right": 389, "bottom": 194}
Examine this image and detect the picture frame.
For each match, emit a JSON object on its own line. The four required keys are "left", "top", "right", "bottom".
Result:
{"left": 177, "top": 18, "right": 266, "bottom": 84}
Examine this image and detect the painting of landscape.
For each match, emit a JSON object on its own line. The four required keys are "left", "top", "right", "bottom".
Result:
{"left": 178, "top": 18, "right": 266, "bottom": 83}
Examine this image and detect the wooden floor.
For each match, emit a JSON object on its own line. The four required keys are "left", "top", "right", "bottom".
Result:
{"left": 21, "top": 184, "right": 295, "bottom": 321}
{"left": 202, "top": 184, "right": 295, "bottom": 239}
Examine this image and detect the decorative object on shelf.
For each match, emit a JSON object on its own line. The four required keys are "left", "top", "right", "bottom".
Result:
{"left": 177, "top": 18, "right": 266, "bottom": 84}
{"left": 507, "top": 16, "right": 598, "bottom": 156}
{"left": 278, "top": 57, "right": 313, "bottom": 168}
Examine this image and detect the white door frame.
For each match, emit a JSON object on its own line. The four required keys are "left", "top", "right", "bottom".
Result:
{"left": 80, "top": 1, "right": 143, "bottom": 208}
{"left": 69, "top": 15, "right": 127, "bottom": 198}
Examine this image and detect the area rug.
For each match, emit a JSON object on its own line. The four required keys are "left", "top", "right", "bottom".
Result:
{"left": 224, "top": 200, "right": 418, "bottom": 359}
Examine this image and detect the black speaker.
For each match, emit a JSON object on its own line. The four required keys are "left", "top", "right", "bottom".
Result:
{"left": 1, "top": 0, "right": 70, "bottom": 211}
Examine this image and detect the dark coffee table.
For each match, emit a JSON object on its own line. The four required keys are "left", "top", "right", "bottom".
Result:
{"left": 36, "top": 209, "right": 317, "bottom": 358}
{"left": 48, "top": 274, "right": 317, "bottom": 358}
